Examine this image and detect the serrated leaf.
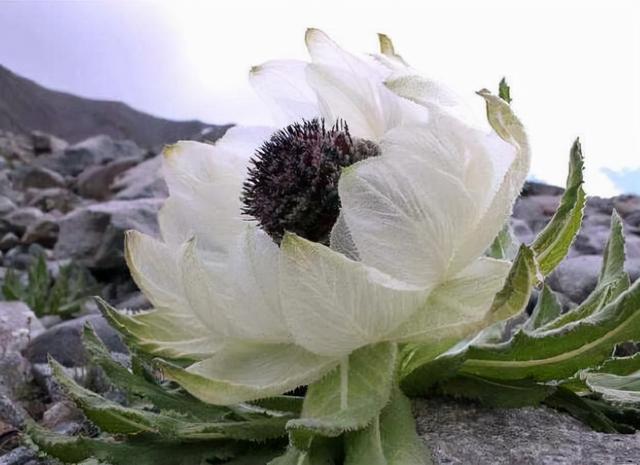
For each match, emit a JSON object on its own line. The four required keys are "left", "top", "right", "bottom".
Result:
{"left": 524, "top": 284, "right": 562, "bottom": 331}
{"left": 531, "top": 139, "right": 586, "bottom": 277}
{"left": 460, "top": 278, "right": 640, "bottom": 382}
{"left": 51, "top": 355, "right": 290, "bottom": 441}
{"left": 345, "top": 385, "right": 431, "bottom": 465}
{"left": 437, "top": 374, "right": 556, "bottom": 408}
{"left": 543, "top": 211, "right": 629, "bottom": 330}
{"left": 287, "top": 343, "right": 396, "bottom": 450}
{"left": 498, "top": 77, "right": 511, "bottom": 103}
{"left": 27, "top": 421, "right": 239, "bottom": 465}
{"left": 82, "top": 325, "right": 227, "bottom": 422}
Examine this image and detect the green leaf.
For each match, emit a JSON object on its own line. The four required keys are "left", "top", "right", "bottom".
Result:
{"left": 287, "top": 343, "right": 397, "bottom": 450}
{"left": 486, "top": 224, "right": 518, "bottom": 260}
{"left": 531, "top": 138, "right": 586, "bottom": 277}
{"left": 27, "top": 422, "right": 239, "bottom": 465}
{"left": 486, "top": 244, "right": 537, "bottom": 324}
{"left": 345, "top": 385, "right": 431, "bottom": 465}
{"left": 437, "top": 374, "right": 556, "bottom": 408}
{"left": 523, "top": 284, "right": 562, "bottom": 331}
{"left": 584, "top": 371, "right": 640, "bottom": 405}
{"left": 543, "top": 387, "right": 624, "bottom": 433}
{"left": 599, "top": 210, "right": 627, "bottom": 286}
{"left": 543, "top": 211, "right": 629, "bottom": 330}
{"left": 498, "top": 77, "right": 511, "bottom": 103}
{"left": 460, "top": 278, "right": 640, "bottom": 382}
{"left": 50, "top": 355, "right": 290, "bottom": 442}
{"left": 82, "top": 325, "right": 226, "bottom": 421}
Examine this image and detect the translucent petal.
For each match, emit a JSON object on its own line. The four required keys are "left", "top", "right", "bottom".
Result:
{"left": 124, "top": 230, "right": 183, "bottom": 310}
{"left": 158, "top": 343, "right": 338, "bottom": 405}
{"left": 339, "top": 149, "right": 476, "bottom": 287}
{"left": 391, "top": 257, "right": 511, "bottom": 343}
{"left": 98, "top": 298, "right": 220, "bottom": 361}
{"left": 280, "top": 234, "right": 429, "bottom": 357}
{"left": 159, "top": 127, "right": 274, "bottom": 251}
{"left": 249, "top": 59, "right": 319, "bottom": 125}
{"left": 179, "top": 228, "right": 291, "bottom": 343}
{"left": 449, "top": 91, "right": 529, "bottom": 272}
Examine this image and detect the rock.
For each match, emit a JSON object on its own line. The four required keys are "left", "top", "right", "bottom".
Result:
{"left": 549, "top": 255, "right": 640, "bottom": 304}
{"left": 30, "top": 130, "right": 68, "bottom": 155}
{"left": 25, "top": 187, "right": 83, "bottom": 213}
{"left": 586, "top": 196, "right": 614, "bottom": 216}
{"left": 21, "top": 216, "right": 59, "bottom": 248}
{"left": 3, "top": 207, "right": 43, "bottom": 235}
{"left": 112, "top": 155, "right": 168, "bottom": 200}
{"left": 521, "top": 181, "right": 565, "bottom": 197}
{"left": 116, "top": 291, "right": 150, "bottom": 311}
{"left": 0, "top": 196, "right": 16, "bottom": 216}
{"left": 10, "top": 165, "right": 65, "bottom": 190}
{"left": 0, "top": 352, "right": 31, "bottom": 400}
{"left": 0, "top": 233, "right": 19, "bottom": 252}
{"left": 0, "top": 394, "right": 27, "bottom": 430}
{"left": 0, "top": 445, "right": 56, "bottom": 465}
{"left": 415, "top": 398, "right": 640, "bottom": 465}
{"left": 76, "top": 156, "right": 139, "bottom": 200}
{"left": 25, "top": 314, "right": 127, "bottom": 367}
{"left": 53, "top": 198, "right": 162, "bottom": 269}
{"left": 0, "top": 302, "right": 44, "bottom": 354}
{"left": 509, "top": 218, "right": 533, "bottom": 245}
{"left": 625, "top": 211, "right": 640, "bottom": 228}
{"left": 512, "top": 195, "right": 560, "bottom": 233}
{"left": 40, "top": 400, "right": 84, "bottom": 435}
{"left": 613, "top": 194, "right": 640, "bottom": 218}
{"left": 37, "top": 135, "right": 145, "bottom": 177}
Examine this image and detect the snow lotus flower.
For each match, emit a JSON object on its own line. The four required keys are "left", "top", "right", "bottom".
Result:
{"left": 101, "top": 29, "right": 529, "bottom": 406}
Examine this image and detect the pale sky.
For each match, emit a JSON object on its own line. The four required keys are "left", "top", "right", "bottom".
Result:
{"left": 1, "top": 0, "right": 639, "bottom": 195}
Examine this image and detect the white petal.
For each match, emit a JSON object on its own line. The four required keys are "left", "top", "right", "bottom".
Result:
{"left": 391, "top": 257, "right": 511, "bottom": 343}
{"left": 159, "top": 343, "right": 338, "bottom": 405}
{"left": 280, "top": 234, "right": 429, "bottom": 357}
{"left": 449, "top": 91, "right": 529, "bottom": 271}
{"left": 159, "top": 126, "right": 274, "bottom": 251}
{"left": 329, "top": 212, "right": 359, "bottom": 260}
{"left": 125, "top": 230, "right": 183, "bottom": 310}
{"left": 339, "top": 147, "right": 477, "bottom": 287}
{"left": 179, "top": 227, "right": 291, "bottom": 343}
{"left": 99, "top": 299, "right": 221, "bottom": 361}
{"left": 250, "top": 60, "right": 319, "bottom": 125}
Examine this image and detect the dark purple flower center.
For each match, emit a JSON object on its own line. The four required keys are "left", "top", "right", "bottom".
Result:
{"left": 241, "top": 119, "right": 379, "bottom": 244}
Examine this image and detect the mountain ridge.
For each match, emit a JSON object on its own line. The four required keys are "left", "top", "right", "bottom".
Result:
{"left": 0, "top": 64, "right": 228, "bottom": 148}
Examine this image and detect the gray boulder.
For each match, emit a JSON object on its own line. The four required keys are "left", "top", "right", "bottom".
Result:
{"left": 24, "top": 187, "right": 83, "bottom": 213}
{"left": 53, "top": 198, "right": 162, "bottom": 269}
{"left": 0, "top": 301, "right": 44, "bottom": 353}
{"left": 76, "top": 156, "right": 139, "bottom": 200}
{"left": 112, "top": 155, "right": 168, "bottom": 200}
{"left": 25, "top": 314, "right": 127, "bottom": 367}
{"left": 30, "top": 130, "right": 68, "bottom": 155}
{"left": 417, "top": 398, "right": 640, "bottom": 465}
{"left": 3, "top": 207, "right": 44, "bottom": 235}
{"left": 512, "top": 195, "right": 560, "bottom": 234}
{"left": 21, "top": 215, "right": 59, "bottom": 248}
{"left": 10, "top": 165, "right": 65, "bottom": 190}
{"left": 548, "top": 255, "right": 640, "bottom": 304}
{"left": 37, "top": 135, "right": 145, "bottom": 177}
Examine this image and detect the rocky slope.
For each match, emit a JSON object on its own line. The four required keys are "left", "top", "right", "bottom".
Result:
{"left": 0, "top": 65, "right": 230, "bottom": 147}
{"left": 0, "top": 128, "right": 639, "bottom": 464}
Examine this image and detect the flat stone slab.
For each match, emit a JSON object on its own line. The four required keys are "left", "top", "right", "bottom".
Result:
{"left": 415, "top": 398, "right": 640, "bottom": 465}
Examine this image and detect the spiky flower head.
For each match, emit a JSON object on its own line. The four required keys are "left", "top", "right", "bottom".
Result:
{"left": 241, "top": 119, "right": 379, "bottom": 244}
